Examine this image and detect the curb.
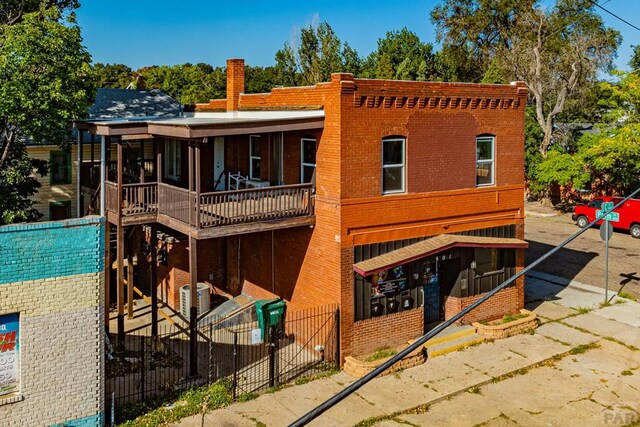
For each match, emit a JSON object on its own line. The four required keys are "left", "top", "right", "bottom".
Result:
{"left": 524, "top": 210, "right": 561, "bottom": 218}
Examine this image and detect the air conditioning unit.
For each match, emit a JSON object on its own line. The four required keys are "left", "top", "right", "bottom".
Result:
{"left": 180, "top": 283, "right": 210, "bottom": 318}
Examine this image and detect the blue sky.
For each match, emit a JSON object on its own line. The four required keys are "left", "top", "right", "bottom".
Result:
{"left": 77, "top": 0, "right": 640, "bottom": 71}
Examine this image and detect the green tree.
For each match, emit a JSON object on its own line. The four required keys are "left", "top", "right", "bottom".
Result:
{"left": 94, "top": 62, "right": 133, "bottom": 88}
{"left": 431, "top": 0, "right": 536, "bottom": 81}
{"left": 361, "top": 28, "right": 439, "bottom": 81}
{"left": 630, "top": 45, "right": 640, "bottom": 71}
{"left": 432, "top": 0, "right": 620, "bottom": 157}
{"left": 138, "top": 63, "right": 225, "bottom": 104}
{"left": 505, "top": 0, "right": 620, "bottom": 157}
{"left": 274, "top": 19, "right": 359, "bottom": 85}
{"left": 0, "top": 5, "right": 94, "bottom": 224}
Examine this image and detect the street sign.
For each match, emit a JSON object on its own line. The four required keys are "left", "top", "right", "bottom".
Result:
{"left": 596, "top": 209, "right": 619, "bottom": 222}
{"left": 602, "top": 201, "right": 614, "bottom": 210}
{"left": 600, "top": 221, "right": 613, "bottom": 241}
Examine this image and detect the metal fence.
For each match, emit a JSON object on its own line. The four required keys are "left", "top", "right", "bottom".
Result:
{"left": 105, "top": 304, "right": 339, "bottom": 424}
{"left": 207, "top": 304, "right": 340, "bottom": 398}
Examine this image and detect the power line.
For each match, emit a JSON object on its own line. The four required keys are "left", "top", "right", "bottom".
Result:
{"left": 586, "top": 0, "right": 640, "bottom": 33}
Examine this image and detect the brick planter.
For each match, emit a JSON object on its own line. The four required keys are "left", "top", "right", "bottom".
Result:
{"left": 473, "top": 309, "right": 538, "bottom": 340}
{"left": 343, "top": 344, "right": 427, "bottom": 378}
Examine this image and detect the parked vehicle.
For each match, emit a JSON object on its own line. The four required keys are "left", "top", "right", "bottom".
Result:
{"left": 572, "top": 196, "right": 640, "bottom": 238}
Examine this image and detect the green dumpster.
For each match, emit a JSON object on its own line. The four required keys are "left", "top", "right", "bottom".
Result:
{"left": 255, "top": 298, "right": 286, "bottom": 340}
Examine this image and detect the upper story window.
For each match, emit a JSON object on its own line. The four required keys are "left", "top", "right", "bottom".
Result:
{"left": 50, "top": 150, "right": 71, "bottom": 185}
{"left": 250, "top": 135, "right": 261, "bottom": 180}
{"left": 301, "top": 138, "right": 317, "bottom": 183}
{"left": 164, "top": 139, "right": 182, "bottom": 181}
{"left": 382, "top": 137, "right": 405, "bottom": 194}
{"left": 476, "top": 136, "right": 494, "bottom": 186}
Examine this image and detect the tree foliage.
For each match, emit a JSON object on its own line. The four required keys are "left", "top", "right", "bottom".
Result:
{"left": 94, "top": 63, "right": 133, "bottom": 88}
{"left": 432, "top": 0, "right": 620, "bottom": 158}
{"left": 360, "top": 28, "right": 441, "bottom": 81}
{"left": 274, "top": 19, "right": 358, "bottom": 85}
{"left": 0, "top": 5, "right": 94, "bottom": 224}
{"left": 431, "top": 0, "right": 536, "bottom": 81}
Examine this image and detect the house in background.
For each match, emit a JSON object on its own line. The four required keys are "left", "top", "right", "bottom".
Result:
{"left": 76, "top": 59, "right": 528, "bottom": 361}
{"left": 27, "top": 88, "right": 181, "bottom": 221}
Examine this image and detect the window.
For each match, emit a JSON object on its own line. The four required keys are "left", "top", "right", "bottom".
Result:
{"left": 50, "top": 151, "right": 71, "bottom": 185}
{"left": 382, "top": 138, "right": 405, "bottom": 194}
{"left": 476, "top": 136, "right": 494, "bottom": 186}
{"left": 250, "top": 135, "right": 261, "bottom": 180}
{"left": 49, "top": 201, "right": 71, "bottom": 221}
{"left": 164, "top": 139, "right": 182, "bottom": 181}
{"left": 301, "top": 138, "right": 316, "bottom": 183}
{"left": 588, "top": 199, "right": 603, "bottom": 209}
{"left": 473, "top": 248, "right": 500, "bottom": 275}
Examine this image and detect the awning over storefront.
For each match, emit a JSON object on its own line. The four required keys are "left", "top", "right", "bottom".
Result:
{"left": 353, "top": 234, "right": 529, "bottom": 277}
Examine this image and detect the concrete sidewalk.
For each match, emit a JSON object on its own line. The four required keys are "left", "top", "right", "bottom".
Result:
{"left": 174, "top": 272, "right": 640, "bottom": 427}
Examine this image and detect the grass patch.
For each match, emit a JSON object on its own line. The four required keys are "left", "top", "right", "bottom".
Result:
{"left": 603, "top": 336, "right": 640, "bottom": 352}
{"left": 569, "top": 342, "right": 600, "bottom": 355}
{"left": 575, "top": 306, "right": 593, "bottom": 315}
{"left": 364, "top": 347, "right": 398, "bottom": 362}
{"left": 621, "top": 370, "right": 634, "bottom": 376}
{"left": 479, "top": 312, "right": 529, "bottom": 326}
{"left": 467, "top": 386, "right": 482, "bottom": 395}
{"left": 617, "top": 292, "right": 638, "bottom": 302}
{"left": 600, "top": 301, "right": 613, "bottom": 308}
{"left": 294, "top": 368, "right": 339, "bottom": 386}
{"left": 118, "top": 379, "right": 234, "bottom": 427}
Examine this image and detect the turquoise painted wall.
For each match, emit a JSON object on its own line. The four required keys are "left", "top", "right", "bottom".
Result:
{"left": 50, "top": 412, "right": 104, "bottom": 427}
{"left": 0, "top": 217, "right": 104, "bottom": 284}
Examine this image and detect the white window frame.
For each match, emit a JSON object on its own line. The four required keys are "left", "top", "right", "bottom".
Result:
{"left": 382, "top": 137, "right": 406, "bottom": 195}
{"left": 249, "top": 135, "right": 261, "bottom": 181}
{"left": 164, "top": 139, "right": 181, "bottom": 181}
{"left": 476, "top": 136, "right": 495, "bottom": 187}
{"left": 300, "top": 137, "right": 317, "bottom": 183}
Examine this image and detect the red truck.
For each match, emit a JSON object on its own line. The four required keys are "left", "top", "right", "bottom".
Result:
{"left": 572, "top": 196, "right": 640, "bottom": 238}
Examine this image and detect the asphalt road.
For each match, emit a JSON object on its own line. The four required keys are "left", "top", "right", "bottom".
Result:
{"left": 525, "top": 212, "right": 640, "bottom": 299}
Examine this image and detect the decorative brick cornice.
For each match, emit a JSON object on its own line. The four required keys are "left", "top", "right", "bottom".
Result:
{"left": 353, "top": 94, "right": 522, "bottom": 110}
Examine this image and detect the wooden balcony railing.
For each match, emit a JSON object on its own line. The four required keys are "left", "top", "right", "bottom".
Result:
{"left": 105, "top": 181, "right": 158, "bottom": 216}
{"left": 122, "top": 182, "right": 158, "bottom": 215}
{"left": 158, "top": 183, "right": 196, "bottom": 225}
{"left": 199, "top": 183, "right": 313, "bottom": 227}
{"left": 105, "top": 181, "right": 118, "bottom": 213}
{"left": 109, "top": 182, "right": 314, "bottom": 230}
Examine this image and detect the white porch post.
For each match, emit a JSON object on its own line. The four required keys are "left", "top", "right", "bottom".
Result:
{"left": 100, "top": 135, "right": 106, "bottom": 216}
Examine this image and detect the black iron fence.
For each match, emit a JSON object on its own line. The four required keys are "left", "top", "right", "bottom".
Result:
{"left": 207, "top": 304, "right": 339, "bottom": 397}
{"left": 105, "top": 304, "right": 339, "bottom": 424}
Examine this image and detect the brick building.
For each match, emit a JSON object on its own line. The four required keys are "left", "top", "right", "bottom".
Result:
{"left": 76, "top": 59, "right": 527, "bottom": 361}
{"left": 0, "top": 217, "right": 105, "bottom": 426}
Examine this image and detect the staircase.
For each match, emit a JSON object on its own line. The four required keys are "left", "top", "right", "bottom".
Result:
{"left": 423, "top": 325, "right": 484, "bottom": 358}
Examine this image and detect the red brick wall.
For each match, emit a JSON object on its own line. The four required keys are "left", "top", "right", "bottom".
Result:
{"left": 351, "top": 308, "right": 424, "bottom": 357}
{"left": 157, "top": 237, "right": 225, "bottom": 311}
{"left": 226, "top": 59, "right": 244, "bottom": 111}
{"left": 185, "top": 70, "right": 527, "bottom": 362}
{"left": 444, "top": 279, "right": 524, "bottom": 324}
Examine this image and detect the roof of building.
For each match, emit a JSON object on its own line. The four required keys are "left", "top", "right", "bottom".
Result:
{"left": 85, "top": 110, "right": 325, "bottom": 139}
{"left": 88, "top": 88, "right": 182, "bottom": 120}
{"left": 353, "top": 234, "right": 529, "bottom": 277}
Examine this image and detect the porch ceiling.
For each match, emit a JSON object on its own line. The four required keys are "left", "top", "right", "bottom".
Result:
{"left": 353, "top": 235, "right": 529, "bottom": 277}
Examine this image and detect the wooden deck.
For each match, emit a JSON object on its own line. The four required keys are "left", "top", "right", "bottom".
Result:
{"left": 105, "top": 181, "right": 315, "bottom": 237}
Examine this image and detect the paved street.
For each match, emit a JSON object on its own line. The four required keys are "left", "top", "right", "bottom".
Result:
{"left": 526, "top": 212, "right": 640, "bottom": 299}
{"left": 174, "top": 272, "right": 640, "bottom": 427}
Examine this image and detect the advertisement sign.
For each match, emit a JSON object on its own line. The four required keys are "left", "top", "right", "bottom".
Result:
{"left": 0, "top": 313, "right": 19, "bottom": 397}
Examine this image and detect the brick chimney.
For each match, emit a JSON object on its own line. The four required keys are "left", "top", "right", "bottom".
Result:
{"left": 226, "top": 59, "right": 245, "bottom": 112}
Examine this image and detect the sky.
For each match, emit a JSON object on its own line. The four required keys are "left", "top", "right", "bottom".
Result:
{"left": 76, "top": 0, "right": 640, "bottom": 72}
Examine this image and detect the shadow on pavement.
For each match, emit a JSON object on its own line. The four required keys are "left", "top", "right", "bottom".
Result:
{"left": 524, "top": 240, "right": 598, "bottom": 310}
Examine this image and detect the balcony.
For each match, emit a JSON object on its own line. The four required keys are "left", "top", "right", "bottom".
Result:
{"left": 105, "top": 181, "right": 315, "bottom": 238}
